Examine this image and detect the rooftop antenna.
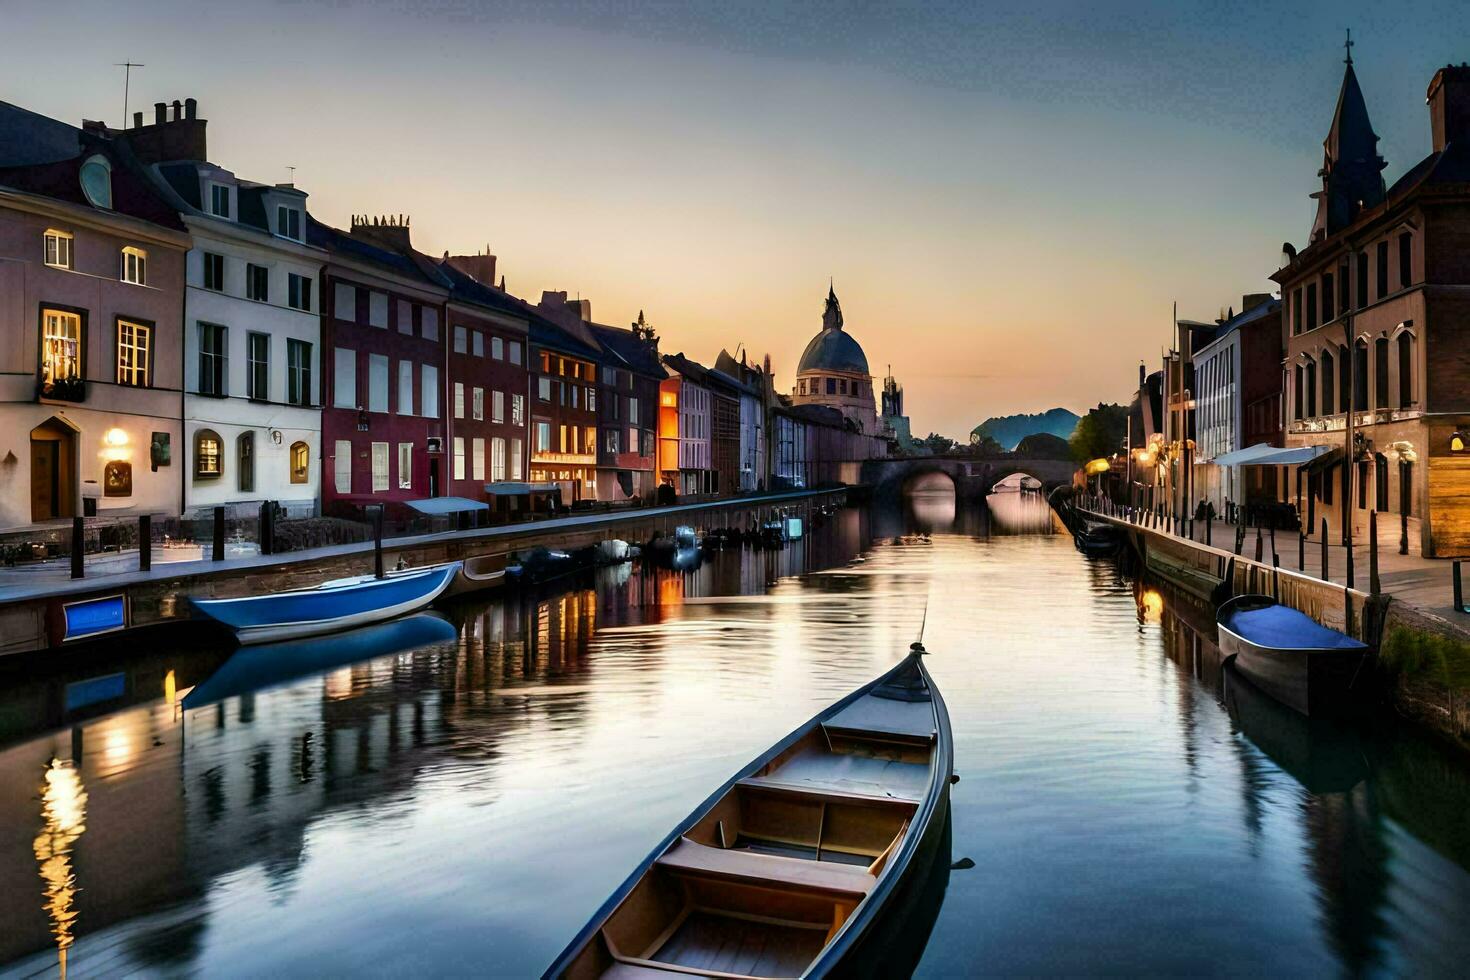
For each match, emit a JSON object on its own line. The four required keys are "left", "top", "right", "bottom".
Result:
{"left": 115, "top": 60, "right": 144, "bottom": 127}
{"left": 1344, "top": 27, "right": 1354, "bottom": 66}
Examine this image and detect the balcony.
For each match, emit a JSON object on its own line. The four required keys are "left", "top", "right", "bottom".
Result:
{"left": 1288, "top": 408, "right": 1421, "bottom": 435}
{"left": 38, "top": 374, "right": 86, "bottom": 403}
{"left": 613, "top": 452, "right": 653, "bottom": 470}
{"left": 531, "top": 450, "right": 596, "bottom": 465}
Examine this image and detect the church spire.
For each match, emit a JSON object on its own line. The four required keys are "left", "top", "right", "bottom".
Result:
{"left": 1310, "top": 36, "right": 1386, "bottom": 240}
{"left": 822, "top": 282, "right": 843, "bottom": 331}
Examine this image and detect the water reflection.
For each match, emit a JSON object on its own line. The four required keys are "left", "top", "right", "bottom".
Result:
{"left": 0, "top": 505, "right": 1467, "bottom": 977}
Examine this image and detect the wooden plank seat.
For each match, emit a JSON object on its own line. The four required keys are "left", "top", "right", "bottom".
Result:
{"left": 657, "top": 838, "right": 876, "bottom": 898}
{"left": 741, "top": 747, "right": 929, "bottom": 803}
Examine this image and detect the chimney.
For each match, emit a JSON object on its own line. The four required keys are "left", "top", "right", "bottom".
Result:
{"left": 171, "top": 99, "right": 183, "bottom": 121}
{"left": 126, "top": 97, "right": 208, "bottom": 164}
{"left": 1139, "top": 362, "right": 1146, "bottom": 390}
{"left": 133, "top": 111, "right": 143, "bottom": 129}
{"left": 184, "top": 98, "right": 197, "bottom": 120}
{"left": 1427, "top": 64, "right": 1470, "bottom": 153}
{"left": 566, "top": 298, "right": 591, "bottom": 321}
{"left": 154, "top": 102, "right": 166, "bottom": 125}
{"left": 445, "top": 249, "right": 497, "bottom": 286}
{"left": 1241, "top": 292, "right": 1272, "bottom": 311}
{"left": 351, "top": 213, "right": 413, "bottom": 252}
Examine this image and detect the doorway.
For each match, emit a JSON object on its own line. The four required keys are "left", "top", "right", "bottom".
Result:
{"left": 30, "top": 417, "right": 77, "bottom": 521}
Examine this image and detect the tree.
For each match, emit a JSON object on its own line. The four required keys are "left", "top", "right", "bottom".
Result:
{"left": 1014, "top": 432, "right": 1071, "bottom": 457}
{"left": 1069, "top": 403, "right": 1128, "bottom": 463}
{"left": 966, "top": 434, "right": 1005, "bottom": 456}
{"left": 918, "top": 432, "right": 957, "bottom": 455}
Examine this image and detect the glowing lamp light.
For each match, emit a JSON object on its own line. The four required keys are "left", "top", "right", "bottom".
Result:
{"left": 660, "top": 392, "right": 677, "bottom": 407}
{"left": 1085, "top": 458, "right": 1111, "bottom": 475}
{"left": 1452, "top": 431, "right": 1467, "bottom": 454}
{"left": 1140, "top": 588, "right": 1164, "bottom": 624}
{"left": 103, "top": 428, "right": 128, "bottom": 447}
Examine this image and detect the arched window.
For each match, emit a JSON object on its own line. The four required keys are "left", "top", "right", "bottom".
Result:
{"left": 237, "top": 431, "right": 255, "bottom": 492}
{"left": 1397, "top": 332, "right": 1413, "bottom": 408}
{"left": 194, "top": 429, "right": 222, "bottom": 479}
{"left": 1353, "top": 341, "right": 1369, "bottom": 411}
{"left": 1304, "top": 357, "right": 1317, "bottom": 417}
{"left": 79, "top": 155, "right": 112, "bottom": 209}
{"left": 1320, "top": 349, "right": 1335, "bottom": 414}
{"left": 1374, "top": 337, "right": 1389, "bottom": 409}
{"left": 290, "top": 441, "right": 310, "bottom": 484}
{"left": 1338, "top": 344, "right": 1350, "bottom": 413}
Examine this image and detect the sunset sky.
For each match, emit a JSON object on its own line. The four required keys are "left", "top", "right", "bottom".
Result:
{"left": 9, "top": 0, "right": 1470, "bottom": 437}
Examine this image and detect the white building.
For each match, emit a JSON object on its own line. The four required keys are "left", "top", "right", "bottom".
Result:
{"left": 712, "top": 350, "right": 766, "bottom": 493}
{"left": 1191, "top": 323, "right": 1241, "bottom": 515}
{"left": 151, "top": 160, "right": 325, "bottom": 518}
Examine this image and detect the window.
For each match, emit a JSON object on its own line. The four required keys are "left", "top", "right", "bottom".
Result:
{"left": 585, "top": 426, "right": 596, "bottom": 454}
{"left": 333, "top": 347, "right": 356, "bottom": 408}
{"left": 1354, "top": 341, "right": 1369, "bottom": 411}
{"left": 1291, "top": 288, "right": 1303, "bottom": 334}
{"left": 368, "top": 354, "right": 389, "bottom": 412}
{"left": 1376, "top": 241, "right": 1389, "bottom": 298}
{"left": 629, "top": 397, "right": 638, "bottom": 426}
{"left": 491, "top": 437, "right": 506, "bottom": 481}
{"left": 199, "top": 323, "right": 228, "bottom": 396}
{"left": 1339, "top": 263, "right": 1350, "bottom": 312}
{"left": 288, "top": 273, "right": 312, "bottom": 311}
{"left": 277, "top": 205, "right": 301, "bottom": 241}
{"left": 244, "top": 332, "right": 269, "bottom": 400}
{"left": 1304, "top": 359, "right": 1316, "bottom": 417}
{"left": 334, "top": 283, "right": 357, "bottom": 322}
{"left": 492, "top": 390, "right": 504, "bottom": 423}
{"left": 1400, "top": 232, "right": 1413, "bottom": 289}
{"left": 510, "top": 438, "right": 523, "bottom": 479}
{"left": 1398, "top": 333, "right": 1413, "bottom": 408}
{"left": 1322, "top": 272, "right": 1335, "bottom": 322}
{"left": 826, "top": 377, "right": 837, "bottom": 395}
{"left": 1357, "top": 252, "right": 1369, "bottom": 308}
{"left": 334, "top": 439, "right": 352, "bottom": 494}
{"left": 1321, "top": 349, "right": 1335, "bottom": 414}
{"left": 203, "top": 252, "right": 224, "bottom": 291}
{"left": 629, "top": 427, "right": 639, "bottom": 454}
{"left": 117, "top": 320, "right": 150, "bottom": 387}
{"left": 606, "top": 429, "right": 620, "bottom": 454}
{"left": 472, "top": 331, "right": 484, "bottom": 357}
{"left": 371, "top": 442, "right": 389, "bottom": 492}
{"left": 1293, "top": 366, "right": 1303, "bottom": 420}
{"left": 422, "top": 307, "right": 438, "bottom": 342}
{"left": 454, "top": 325, "right": 468, "bottom": 354}
{"left": 509, "top": 341, "right": 522, "bottom": 365}
{"left": 43, "top": 229, "right": 73, "bottom": 269}
{"left": 287, "top": 339, "right": 312, "bottom": 406}
{"left": 538, "top": 377, "right": 552, "bottom": 401}
{"left": 397, "top": 442, "right": 413, "bottom": 489}
{"left": 368, "top": 291, "right": 388, "bottom": 328}
{"left": 290, "top": 441, "right": 309, "bottom": 484}
{"left": 453, "top": 437, "right": 466, "bottom": 480}
{"left": 472, "top": 387, "right": 484, "bottom": 420}
{"left": 210, "top": 183, "right": 231, "bottom": 219}
{"left": 396, "top": 299, "right": 413, "bottom": 335}
{"left": 121, "top": 246, "right": 147, "bottom": 286}
{"left": 1374, "top": 337, "right": 1389, "bottom": 409}
{"left": 398, "top": 360, "right": 414, "bottom": 415}
{"left": 535, "top": 420, "right": 552, "bottom": 452}
{"left": 195, "top": 429, "right": 222, "bottom": 479}
{"left": 237, "top": 432, "right": 255, "bottom": 492}
{"left": 80, "top": 155, "right": 112, "bottom": 209}
{"left": 421, "top": 364, "right": 439, "bottom": 418}
{"left": 41, "top": 308, "right": 83, "bottom": 391}
{"left": 512, "top": 394, "right": 524, "bottom": 426}
{"left": 472, "top": 438, "right": 485, "bottom": 481}
{"left": 1305, "top": 283, "right": 1317, "bottom": 331}
{"left": 492, "top": 336, "right": 504, "bottom": 360}
{"left": 454, "top": 381, "right": 465, "bottom": 419}
{"left": 587, "top": 387, "right": 596, "bottom": 411}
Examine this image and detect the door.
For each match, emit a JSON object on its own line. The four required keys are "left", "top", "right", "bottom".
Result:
{"left": 31, "top": 439, "right": 57, "bottom": 520}
{"left": 428, "top": 458, "right": 440, "bottom": 498}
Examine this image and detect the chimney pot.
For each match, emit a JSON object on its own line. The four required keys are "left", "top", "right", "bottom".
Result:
{"left": 133, "top": 111, "right": 143, "bottom": 129}
{"left": 184, "top": 97, "right": 197, "bottom": 120}
{"left": 154, "top": 102, "right": 166, "bottom": 125}
{"left": 171, "top": 99, "right": 183, "bottom": 121}
{"left": 1428, "top": 64, "right": 1470, "bottom": 153}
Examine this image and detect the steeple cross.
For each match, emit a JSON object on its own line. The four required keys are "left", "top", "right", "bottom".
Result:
{"left": 1344, "top": 28, "right": 1354, "bottom": 66}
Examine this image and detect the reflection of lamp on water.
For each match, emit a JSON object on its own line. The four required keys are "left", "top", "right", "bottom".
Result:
{"left": 1140, "top": 588, "right": 1164, "bottom": 624}
{"left": 33, "top": 757, "right": 87, "bottom": 980}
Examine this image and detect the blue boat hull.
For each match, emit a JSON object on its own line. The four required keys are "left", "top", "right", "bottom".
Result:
{"left": 189, "top": 563, "right": 461, "bottom": 645}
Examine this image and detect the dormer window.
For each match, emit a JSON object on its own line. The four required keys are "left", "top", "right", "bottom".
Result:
{"left": 121, "top": 246, "right": 147, "bottom": 286}
{"left": 79, "top": 155, "right": 112, "bottom": 209}
{"left": 43, "top": 230, "right": 74, "bottom": 269}
{"left": 209, "top": 183, "right": 231, "bottom": 219}
{"left": 277, "top": 205, "right": 302, "bottom": 241}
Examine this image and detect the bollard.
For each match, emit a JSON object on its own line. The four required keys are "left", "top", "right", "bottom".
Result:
{"left": 1345, "top": 586, "right": 1355, "bottom": 638}
{"left": 1205, "top": 517, "right": 1211, "bottom": 546}
{"left": 1255, "top": 526, "right": 1263, "bottom": 562}
{"left": 1234, "top": 525, "right": 1244, "bottom": 556}
{"left": 1298, "top": 532, "right": 1305, "bottom": 572}
{"left": 1272, "top": 553, "right": 1281, "bottom": 599}
{"left": 373, "top": 506, "right": 385, "bottom": 580}
{"left": 70, "top": 516, "right": 84, "bottom": 579}
{"left": 1346, "top": 534, "right": 1355, "bottom": 589}
{"left": 139, "top": 514, "right": 151, "bottom": 571}
{"left": 1321, "top": 518, "right": 1329, "bottom": 581}
{"left": 1400, "top": 509, "right": 1409, "bottom": 556}
{"left": 1455, "top": 561, "right": 1464, "bottom": 611}
{"left": 259, "top": 500, "right": 274, "bottom": 556}
{"left": 1188, "top": 518, "right": 1194, "bottom": 541}
{"left": 1369, "top": 510, "right": 1380, "bottom": 595}
{"left": 1270, "top": 524, "right": 1276, "bottom": 558}
{"left": 213, "top": 506, "right": 225, "bottom": 562}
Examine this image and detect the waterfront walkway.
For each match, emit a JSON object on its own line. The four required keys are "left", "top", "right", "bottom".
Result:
{"left": 0, "top": 487, "right": 838, "bottom": 606}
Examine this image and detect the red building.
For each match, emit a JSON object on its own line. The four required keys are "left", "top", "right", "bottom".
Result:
{"left": 439, "top": 255, "right": 530, "bottom": 502}
{"left": 589, "top": 313, "right": 665, "bottom": 503}
{"left": 530, "top": 292, "right": 602, "bottom": 503}
{"left": 309, "top": 215, "right": 451, "bottom": 515}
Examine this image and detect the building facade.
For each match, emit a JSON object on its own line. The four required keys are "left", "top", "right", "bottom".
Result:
{"left": 0, "top": 105, "right": 189, "bottom": 529}
{"left": 713, "top": 348, "right": 767, "bottom": 493}
{"left": 660, "top": 354, "right": 714, "bottom": 496}
{"left": 1275, "top": 62, "right": 1470, "bottom": 555}
{"left": 529, "top": 297, "right": 600, "bottom": 503}
{"left": 590, "top": 313, "right": 664, "bottom": 503}
{"left": 790, "top": 285, "right": 877, "bottom": 435}
{"left": 311, "top": 216, "right": 451, "bottom": 515}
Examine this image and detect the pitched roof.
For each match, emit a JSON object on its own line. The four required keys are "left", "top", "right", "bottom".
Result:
{"left": 307, "top": 216, "right": 451, "bottom": 290}
{"left": 1312, "top": 62, "right": 1387, "bottom": 238}
{"left": 589, "top": 322, "right": 667, "bottom": 379}
{"left": 439, "top": 260, "right": 533, "bottom": 322}
{"left": 0, "top": 100, "right": 83, "bottom": 167}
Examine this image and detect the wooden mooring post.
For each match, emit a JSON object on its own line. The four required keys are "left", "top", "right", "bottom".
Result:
{"left": 139, "top": 514, "right": 151, "bottom": 571}
{"left": 70, "top": 516, "right": 84, "bottom": 579}
{"left": 1369, "top": 510, "right": 1381, "bottom": 595}
{"left": 1321, "top": 518, "right": 1329, "bottom": 581}
{"left": 373, "top": 505, "right": 385, "bottom": 580}
{"left": 1254, "top": 525, "right": 1263, "bottom": 562}
{"left": 1298, "top": 531, "right": 1305, "bottom": 571}
{"left": 1455, "top": 561, "right": 1464, "bottom": 611}
{"left": 212, "top": 506, "right": 225, "bottom": 562}
{"left": 1345, "top": 532, "right": 1355, "bottom": 590}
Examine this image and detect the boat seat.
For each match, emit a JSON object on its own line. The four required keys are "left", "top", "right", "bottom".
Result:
{"left": 822, "top": 693, "right": 935, "bottom": 744}
{"left": 656, "top": 838, "right": 875, "bottom": 898}
{"left": 742, "top": 746, "right": 929, "bottom": 803}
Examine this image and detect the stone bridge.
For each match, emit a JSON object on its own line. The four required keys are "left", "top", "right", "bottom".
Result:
{"left": 858, "top": 453, "right": 1076, "bottom": 504}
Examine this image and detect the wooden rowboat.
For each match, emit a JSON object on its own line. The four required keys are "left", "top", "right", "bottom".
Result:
{"left": 1216, "top": 593, "right": 1372, "bottom": 717}
{"left": 189, "top": 562, "right": 461, "bottom": 645}
{"left": 545, "top": 646, "right": 953, "bottom": 979}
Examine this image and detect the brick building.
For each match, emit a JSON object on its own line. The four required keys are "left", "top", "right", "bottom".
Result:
{"left": 589, "top": 312, "right": 665, "bottom": 502}
{"left": 530, "top": 293, "right": 601, "bottom": 503}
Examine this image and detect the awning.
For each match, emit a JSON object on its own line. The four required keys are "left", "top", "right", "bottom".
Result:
{"left": 483, "top": 481, "right": 560, "bottom": 496}
{"left": 1207, "top": 443, "right": 1282, "bottom": 466}
{"left": 405, "top": 496, "right": 489, "bottom": 515}
{"left": 1225, "top": 444, "right": 1340, "bottom": 467}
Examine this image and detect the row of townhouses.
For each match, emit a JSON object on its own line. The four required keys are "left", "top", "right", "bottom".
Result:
{"left": 0, "top": 97, "right": 887, "bottom": 532}
{"left": 1121, "top": 60, "right": 1470, "bottom": 558}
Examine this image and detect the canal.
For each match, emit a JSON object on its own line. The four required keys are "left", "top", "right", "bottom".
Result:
{"left": 3, "top": 488, "right": 1469, "bottom": 977}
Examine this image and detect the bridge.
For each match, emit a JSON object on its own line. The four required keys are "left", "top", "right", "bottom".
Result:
{"left": 858, "top": 453, "right": 1076, "bottom": 504}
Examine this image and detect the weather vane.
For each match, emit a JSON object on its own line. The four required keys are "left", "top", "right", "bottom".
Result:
{"left": 115, "top": 60, "right": 144, "bottom": 126}
{"left": 1344, "top": 28, "right": 1353, "bottom": 66}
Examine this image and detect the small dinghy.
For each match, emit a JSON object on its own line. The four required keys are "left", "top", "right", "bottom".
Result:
{"left": 1217, "top": 594, "right": 1372, "bottom": 717}
{"left": 545, "top": 645, "right": 952, "bottom": 979}
{"left": 506, "top": 547, "right": 585, "bottom": 586}
{"left": 189, "top": 562, "right": 460, "bottom": 645}
{"left": 1073, "top": 520, "right": 1122, "bottom": 557}
{"left": 648, "top": 526, "right": 702, "bottom": 568}
{"left": 594, "top": 539, "right": 637, "bottom": 565}
{"left": 444, "top": 553, "right": 510, "bottom": 598}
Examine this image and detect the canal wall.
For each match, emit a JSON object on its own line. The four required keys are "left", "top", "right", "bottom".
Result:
{"left": 0, "top": 488, "right": 846, "bottom": 658}
{"left": 1077, "top": 505, "right": 1470, "bottom": 749}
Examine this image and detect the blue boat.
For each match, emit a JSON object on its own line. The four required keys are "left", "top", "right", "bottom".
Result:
{"left": 1217, "top": 594, "right": 1372, "bottom": 716}
{"left": 189, "top": 562, "right": 461, "bottom": 645}
{"left": 182, "top": 613, "right": 458, "bottom": 708}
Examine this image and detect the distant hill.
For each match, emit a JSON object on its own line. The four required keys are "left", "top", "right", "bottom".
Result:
{"left": 970, "top": 408, "right": 1079, "bottom": 451}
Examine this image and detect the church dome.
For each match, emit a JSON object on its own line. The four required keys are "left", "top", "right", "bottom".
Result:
{"left": 797, "top": 286, "right": 870, "bottom": 375}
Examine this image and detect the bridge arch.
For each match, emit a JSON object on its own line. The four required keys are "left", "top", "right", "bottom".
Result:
{"left": 860, "top": 454, "right": 1074, "bottom": 504}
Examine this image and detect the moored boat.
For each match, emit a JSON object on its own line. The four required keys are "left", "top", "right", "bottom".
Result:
{"left": 443, "top": 552, "right": 510, "bottom": 597}
{"left": 544, "top": 645, "right": 952, "bottom": 979}
{"left": 1073, "top": 520, "right": 1123, "bottom": 557}
{"left": 1216, "top": 593, "right": 1372, "bottom": 717}
{"left": 188, "top": 562, "right": 461, "bottom": 646}
{"left": 506, "top": 546, "right": 588, "bottom": 586}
